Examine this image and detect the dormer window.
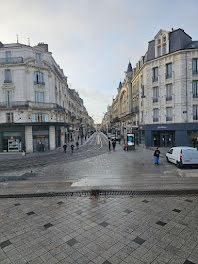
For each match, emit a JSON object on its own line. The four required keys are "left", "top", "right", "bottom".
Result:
{"left": 157, "top": 46, "right": 161, "bottom": 56}
{"left": 163, "top": 43, "right": 167, "bottom": 55}
{"left": 158, "top": 39, "right": 161, "bottom": 44}
{"left": 163, "top": 36, "right": 166, "bottom": 42}
{"left": 36, "top": 53, "right": 41, "bottom": 62}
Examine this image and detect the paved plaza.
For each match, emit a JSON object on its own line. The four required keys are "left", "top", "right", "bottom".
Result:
{"left": 0, "top": 195, "right": 198, "bottom": 264}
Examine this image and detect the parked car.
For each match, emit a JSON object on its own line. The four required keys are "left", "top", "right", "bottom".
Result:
{"left": 166, "top": 147, "right": 198, "bottom": 168}
{"left": 110, "top": 134, "right": 116, "bottom": 140}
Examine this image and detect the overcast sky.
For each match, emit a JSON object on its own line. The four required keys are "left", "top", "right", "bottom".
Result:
{"left": 0, "top": 0, "right": 197, "bottom": 123}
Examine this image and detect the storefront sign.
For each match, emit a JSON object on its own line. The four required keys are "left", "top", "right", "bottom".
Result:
{"left": 157, "top": 126, "right": 167, "bottom": 129}
{"left": 10, "top": 136, "right": 14, "bottom": 139}
{"left": 61, "top": 132, "right": 64, "bottom": 136}
{"left": 36, "top": 135, "right": 45, "bottom": 138}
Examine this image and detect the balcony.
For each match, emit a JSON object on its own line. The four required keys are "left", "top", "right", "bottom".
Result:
{"left": 4, "top": 80, "right": 12, "bottom": 83}
{"left": 166, "top": 96, "right": 172, "bottom": 101}
{"left": 193, "top": 115, "right": 198, "bottom": 120}
{"left": 193, "top": 71, "right": 198, "bottom": 75}
{"left": 152, "top": 77, "right": 158, "bottom": 82}
{"left": 153, "top": 98, "right": 158, "bottom": 103}
{"left": 166, "top": 73, "right": 172, "bottom": 79}
{"left": 131, "top": 106, "right": 139, "bottom": 113}
{"left": 0, "top": 101, "right": 29, "bottom": 108}
{"left": 34, "top": 81, "right": 45, "bottom": 85}
{"left": 193, "top": 94, "right": 198, "bottom": 98}
{"left": 153, "top": 118, "right": 159, "bottom": 122}
{"left": 166, "top": 117, "right": 173, "bottom": 121}
{"left": 0, "top": 57, "right": 23, "bottom": 65}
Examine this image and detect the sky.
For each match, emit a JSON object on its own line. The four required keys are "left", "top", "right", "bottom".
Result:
{"left": 0, "top": 0, "right": 197, "bottom": 123}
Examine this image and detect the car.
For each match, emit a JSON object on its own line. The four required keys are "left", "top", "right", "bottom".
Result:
{"left": 107, "top": 133, "right": 112, "bottom": 139}
{"left": 110, "top": 134, "right": 116, "bottom": 140}
{"left": 166, "top": 146, "right": 198, "bottom": 168}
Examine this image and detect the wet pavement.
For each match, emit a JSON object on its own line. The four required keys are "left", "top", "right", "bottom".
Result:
{"left": 0, "top": 195, "right": 198, "bottom": 264}
{"left": 0, "top": 132, "right": 198, "bottom": 195}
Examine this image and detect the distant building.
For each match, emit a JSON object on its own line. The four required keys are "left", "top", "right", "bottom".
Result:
{"left": 102, "top": 28, "right": 198, "bottom": 147}
{"left": 0, "top": 42, "right": 93, "bottom": 152}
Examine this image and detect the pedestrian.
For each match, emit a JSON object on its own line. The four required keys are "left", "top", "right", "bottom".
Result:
{"left": 76, "top": 141, "right": 79, "bottom": 149}
{"left": 63, "top": 143, "right": 67, "bottom": 153}
{"left": 124, "top": 141, "right": 128, "bottom": 151}
{"left": 192, "top": 138, "right": 196, "bottom": 148}
{"left": 118, "top": 138, "right": 121, "bottom": 144}
{"left": 154, "top": 147, "right": 160, "bottom": 165}
{"left": 112, "top": 140, "right": 116, "bottom": 151}
{"left": 108, "top": 140, "right": 111, "bottom": 151}
{"left": 22, "top": 144, "right": 26, "bottom": 156}
{"left": 71, "top": 143, "right": 74, "bottom": 153}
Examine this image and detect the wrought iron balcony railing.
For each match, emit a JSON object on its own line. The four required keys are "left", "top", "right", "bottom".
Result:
{"left": 0, "top": 57, "right": 23, "bottom": 65}
{"left": 153, "top": 118, "right": 159, "bottom": 122}
{"left": 153, "top": 98, "right": 158, "bottom": 103}
{"left": 166, "top": 117, "right": 173, "bottom": 121}
{"left": 166, "top": 96, "right": 172, "bottom": 101}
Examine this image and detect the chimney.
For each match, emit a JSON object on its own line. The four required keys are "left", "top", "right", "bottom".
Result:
{"left": 37, "top": 42, "right": 48, "bottom": 52}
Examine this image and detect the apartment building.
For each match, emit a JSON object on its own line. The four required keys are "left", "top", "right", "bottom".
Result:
{"left": 0, "top": 41, "right": 93, "bottom": 152}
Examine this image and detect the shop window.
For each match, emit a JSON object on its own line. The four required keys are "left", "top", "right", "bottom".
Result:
{"left": 192, "top": 81, "right": 198, "bottom": 98}
{"left": 6, "top": 113, "right": 14, "bottom": 123}
{"left": 34, "top": 71, "right": 44, "bottom": 84}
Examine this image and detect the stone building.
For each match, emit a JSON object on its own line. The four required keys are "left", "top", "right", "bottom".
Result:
{"left": 0, "top": 41, "right": 93, "bottom": 152}
{"left": 102, "top": 28, "right": 198, "bottom": 147}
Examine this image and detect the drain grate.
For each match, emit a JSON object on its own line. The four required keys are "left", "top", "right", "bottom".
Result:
{"left": 0, "top": 189, "right": 198, "bottom": 199}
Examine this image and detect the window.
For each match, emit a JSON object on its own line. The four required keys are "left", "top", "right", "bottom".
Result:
{"left": 34, "top": 71, "right": 44, "bottom": 84}
{"left": 32, "top": 113, "right": 49, "bottom": 122}
{"left": 5, "top": 51, "right": 11, "bottom": 63}
{"left": 5, "top": 90, "right": 12, "bottom": 106}
{"left": 163, "top": 44, "right": 167, "bottom": 55}
{"left": 36, "top": 53, "right": 41, "bottom": 62}
{"left": 153, "top": 87, "right": 159, "bottom": 103}
{"left": 166, "top": 107, "right": 173, "bottom": 121}
{"left": 166, "top": 63, "right": 172, "bottom": 79}
{"left": 193, "top": 105, "right": 198, "bottom": 120}
{"left": 153, "top": 108, "right": 159, "bottom": 122}
{"left": 166, "top": 84, "right": 172, "bottom": 101}
{"left": 193, "top": 81, "right": 198, "bottom": 98}
{"left": 141, "top": 85, "right": 145, "bottom": 97}
{"left": 163, "top": 36, "right": 166, "bottom": 42}
{"left": 158, "top": 39, "right": 161, "bottom": 44}
{"left": 192, "top": 59, "right": 198, "bottom": 74}
{"left": 6, "top": 113, "right": 14, "bottom": 123}
{"left": 153, "top": 67, "right": 158, "bottom": 82}
{"left": 157, "top": 46, "right": 161, "bottom": 57}
{"left": 5, "top": 69, "right": 12, "bottom": 83}
{"left": 35, "top": 91, "right": 44, "bottom": 102}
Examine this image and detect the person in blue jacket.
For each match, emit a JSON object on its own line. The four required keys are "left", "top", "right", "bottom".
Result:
{"left": 154, "top": 148, "right": 160, "bottom": 165}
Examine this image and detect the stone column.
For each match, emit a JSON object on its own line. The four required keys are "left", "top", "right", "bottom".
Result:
{"left": 49, "top": 125, "right": 56, "bottom": 150}
{"left": 60, "top": 126, "right": 65, "bottom": 147}
{"left": 25, "top": 126, "right": 33, "bottom": 153}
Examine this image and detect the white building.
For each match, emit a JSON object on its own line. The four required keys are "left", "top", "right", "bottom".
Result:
{"left": 0, "top": 41, "right": 93, "bottom": 152}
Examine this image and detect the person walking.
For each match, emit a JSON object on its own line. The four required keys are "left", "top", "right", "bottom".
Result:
{"left": 154, "top": 147, "right": 160, "bottom": 165}
{"left": 71, "top": 143, "right": 74, "bottom": 154}
{"left": 124, "top": 141, "right": 128, "bottom": 151}
{"left": 108, "top": 140, "right": 111, "bottom": 151}
{"left": 112, "top": 140, "right": 116, "bottom": 151}
{"left": 63, "top": 143, "right": 67, "bottom": 153}
{"left": 76, "top": 141, "right": 79, "bottom": 149}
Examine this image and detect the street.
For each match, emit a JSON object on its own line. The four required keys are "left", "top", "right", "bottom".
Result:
{"left": 0, "top": 132, "right": 198, "bottom": 195}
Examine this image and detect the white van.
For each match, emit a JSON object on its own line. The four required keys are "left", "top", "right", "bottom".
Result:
{"left": 166, "top": 147, "right": 198, "bottom": 168}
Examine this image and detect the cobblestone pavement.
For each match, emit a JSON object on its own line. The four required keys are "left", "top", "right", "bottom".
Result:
{"left": 0, "top": 132, "right": 198, "bottom": 194}
{"left": 0, "top": 195, "right": 198, "bottom": 264}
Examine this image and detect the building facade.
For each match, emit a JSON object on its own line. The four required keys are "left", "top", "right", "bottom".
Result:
{"left": 102, "top": 28, "right": 198, "bottom": 148}
{"left": 0, "top": 41, "right": 94, "bottom": 152}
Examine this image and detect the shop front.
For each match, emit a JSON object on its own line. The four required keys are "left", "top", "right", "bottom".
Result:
{"left": 32, "top": 127, "right": 49, "bottom": 152}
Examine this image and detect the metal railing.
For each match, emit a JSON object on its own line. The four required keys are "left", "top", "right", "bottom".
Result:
{"left": 0, "top": 57, "right": 23, "bottom": 65}
{"left": 153, "top": 118, "right": 159, "bottom": 122}
{"left": 166, "top": 117, "right": 173, "bottom": 121}
{"left": 166, "top": 96, "right": 172, "bottom": 101}
{"left": 166, "top": 73, "right": 172, "bottom": 79}
{"left": 193, "top": 94, "right": 198, "bottom": 98}
{"left": 153, "top": 98, "right": 158, "bottom": 103}
{"left": 34, "top": 81, "right": 45, "bottom": 85}
{"left": 152, "top": 77, "right": 158, "bottom": 82}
